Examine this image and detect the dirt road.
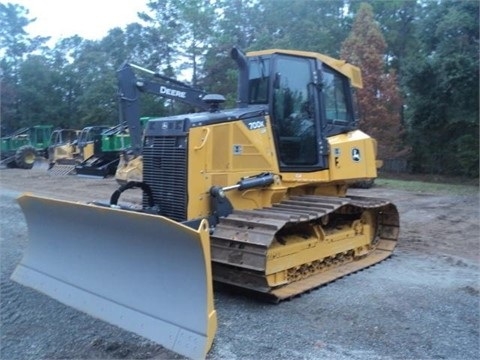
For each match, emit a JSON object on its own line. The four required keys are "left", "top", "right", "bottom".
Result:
{"left": 1, "top": 165, "right": 479, "bottom": 359}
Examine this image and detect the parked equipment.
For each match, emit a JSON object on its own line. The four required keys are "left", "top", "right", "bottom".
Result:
{"left": 47, "top": 129, "right": 81, "bottom": 170}
{"left": 113, "top": 62, "right": 223, "bottom": 185}
{"left": 12, "top": 48, "right": 400, "bottom": 359}
{"left": 48, "top": 125, "right": 113, "bottom": 175}
{"left": 115, "top": 150, "right": 143, "bottom": 184}
{"left": 74, "top": 124, "right": 127, "bottom": 177}
{"left": 0, "top": 125, "right": 54, "bottom": 169}
{"left": 114, "top": 117, "right": 151, "bottom": 185}
{"left": 50, "top": 122, "right": 145, "bottom": 178}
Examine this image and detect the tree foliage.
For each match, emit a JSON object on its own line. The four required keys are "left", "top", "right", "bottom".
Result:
{"left": 402, "top": 0, "right": 479, "bottom": 177}
{"left": 0, "top": 2, "right": 49, "bottom": 132}
{"left": 0, "top": 0, "right": 478, "bottom": 177}
{"left": 341, "top": 3, "right": 405, "bottom": 160}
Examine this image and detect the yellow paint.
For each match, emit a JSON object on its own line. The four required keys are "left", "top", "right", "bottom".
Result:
{"left": 187, "top": 120, "right": 378, "bottom": 219}
{"left": 247, "top": 49, "right": 363, "bottom": 88}
{"left": 265, "top": 222, "right": 373, "bottom": 280}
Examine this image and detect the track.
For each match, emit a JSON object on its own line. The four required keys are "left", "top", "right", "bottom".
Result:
{"left": 211, "top": 195, "right": 400, "bottom": 302}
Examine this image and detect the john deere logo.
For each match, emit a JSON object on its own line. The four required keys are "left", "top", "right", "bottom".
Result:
{"left": 352, "top": 148, "right": 361, "bottom": 162}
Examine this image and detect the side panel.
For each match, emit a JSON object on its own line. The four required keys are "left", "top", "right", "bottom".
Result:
{"left": 187, "top": 116, "right": 279, "bottom": 218}
{"left": 327, "top": 130, "right": 378, "bottom": 181}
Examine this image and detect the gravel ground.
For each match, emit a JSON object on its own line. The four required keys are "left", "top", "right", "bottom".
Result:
{"left": 0, "top": 166, "right": 479, "bottom": 360}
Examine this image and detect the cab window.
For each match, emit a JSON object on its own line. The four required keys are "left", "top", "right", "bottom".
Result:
{"left": 272, "top": 56, "right": 317, "bottom": 166}
{"left": 323, "top": 68, "right": 349, "bottom": 123}
{"left": 248, "top": 58, "right": 270, "bottom": 104}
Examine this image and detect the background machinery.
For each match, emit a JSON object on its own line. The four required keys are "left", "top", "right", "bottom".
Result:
{"left": 0, "top": 125, "right": 53, "bottom": 169}
{"left": 12, "top": 48, "right": 399, "bottom": 359}
{"left": 114, "top": 63, "right": 224, "bottom": 184}
{"left": 114, "top": 116, "right": 150, "bottom": 184}
{"left": 74, "top": 123, "right": 130, "bottom": 177}
{"left": 47, "top": 128, "right": 80, "bottom": 169}
{"left": 47, "top": 125, "right": 110, "bottom": 175}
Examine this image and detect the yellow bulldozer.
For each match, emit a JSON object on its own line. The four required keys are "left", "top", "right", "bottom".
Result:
{"left": 11, "top": 48, "right": 399, "bottom": 359}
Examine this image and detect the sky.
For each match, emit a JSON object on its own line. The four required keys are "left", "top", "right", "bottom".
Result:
{"left": 13, "top": 0, "right": 149, "bottom": 42}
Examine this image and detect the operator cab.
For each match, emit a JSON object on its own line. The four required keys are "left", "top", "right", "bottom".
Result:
{"left": 247, "top": 51, "right": 357, "bottom": 172}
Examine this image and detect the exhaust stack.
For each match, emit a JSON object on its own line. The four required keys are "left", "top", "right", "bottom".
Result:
{"left": 231, "top": 47, "right": 249, "bottom": 108}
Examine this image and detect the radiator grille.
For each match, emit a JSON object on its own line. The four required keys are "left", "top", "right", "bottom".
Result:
{"left": 142, "top": 136, "right": 187, "bottom": 222}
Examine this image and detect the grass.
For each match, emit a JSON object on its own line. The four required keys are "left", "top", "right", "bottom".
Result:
{"left": 376, "top": 174, "right": 479, "bottom": 196}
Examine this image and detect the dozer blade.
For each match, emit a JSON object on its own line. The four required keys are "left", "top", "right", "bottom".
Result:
{"left": 11, "top": 194, "right": 217, "bottom": 360}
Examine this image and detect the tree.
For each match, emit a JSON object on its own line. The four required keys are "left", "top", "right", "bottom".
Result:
{"left": 402, "top": 0, "right": 479, "bottom": 177}
{"left": 341, "top": 3, "right": 405, "bottom": 160}
{"left": 139, "top": 0, "right": 217, "bottom": 84}
{"left": 250, "top": 0, "right": 349, "bottom": 56}
{"left": 16, "top": 55, "right": 63, "bottom": 127}
{"left": 348, "top": 0, "right": 419, "bottom": 75}
{"left": 0, "top": 3, "right": 49, "bottom": 70}
{"left": 200, "top": 0, "right": 259, "bottom": 105}
{"left": 0, "top": 3, "right": 49, "bottom": 131}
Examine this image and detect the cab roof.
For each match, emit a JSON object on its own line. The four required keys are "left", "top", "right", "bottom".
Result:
{"left": 246, "top": 49, "right": 363, "bottom": 89}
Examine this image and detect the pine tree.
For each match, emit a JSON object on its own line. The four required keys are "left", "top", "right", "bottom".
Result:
{"left": 340, "top": 3, "right": 405, "bottom": 160}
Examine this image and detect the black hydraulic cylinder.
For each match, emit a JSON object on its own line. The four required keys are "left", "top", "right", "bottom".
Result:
{"left": 237, "top": 173, "right": 275, "bottom": 190}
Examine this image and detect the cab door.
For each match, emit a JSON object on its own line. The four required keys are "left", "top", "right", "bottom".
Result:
{"left": 270, "top": 55, "right": 328, "bottom": 172}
